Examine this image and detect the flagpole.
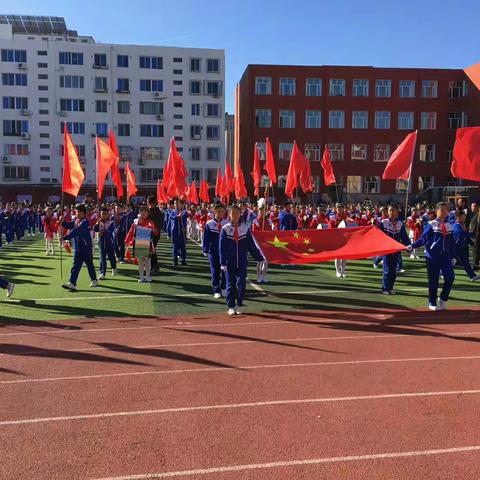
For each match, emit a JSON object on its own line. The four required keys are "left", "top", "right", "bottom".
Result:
{"left": 404, "top": 130, "right": 418, "bottom": 220}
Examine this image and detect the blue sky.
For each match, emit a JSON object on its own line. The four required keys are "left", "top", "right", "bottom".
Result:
{"left": 8, "top": 0, "right": 480, "bottom": 111}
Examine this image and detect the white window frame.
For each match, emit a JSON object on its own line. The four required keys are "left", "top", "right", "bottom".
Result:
{"left": 399, "top": 80, "right": 415, "bottom": 98}
{"left": 279, "top": 109, "right": 295, "bottom": 128}
{"left": 351, "top": 144, "right": 368, "bottom": 161}
{"left": 375, "top": 79, "right": 391, "bottom": 97}
{"left": 373, "top": 144, "right": 390, "bottom": 162}
{"left": 329, "top": 110, "right": 345, "bottom": 129}
{"left": 279, "top": 77, "right": 296, "bottom": 96}
{"left": 398, "top": 111, "right": 414, "bottom": 130}
{"left": 421, "top": 80, "right": 438, "bottom": 98}
{"left": 347, "top": 175, "right": 362, "bottom": 194}
{"left": 329, "top": 79, "right": 345, "bottom": 96}
{"left": 255, "top": 77, "right": 272, "bottom": 95}
{"left": 352, "top": 79, "right": 369, "bottom": 97}
{"left": 305, "top": 78, "right": 322, "bottom": 96}
{"left": 352, "top": 111, "right": 368, "bottom": 129}
{"left": 305, "top": 110, "right": 321, "bottom": 129}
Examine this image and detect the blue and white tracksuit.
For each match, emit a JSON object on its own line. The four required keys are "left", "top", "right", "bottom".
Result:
{"left": 63, "top": 218, "right": 97, "bottom": 285}
{"left": 411, "top": 219, "right": 455, "bottom": 306}
{"left": 94, "top": 220, "right": 117, "bottom": 275}
{"left": 219, "top": 223, "right": 264, "bottom": 308}
{"left": 169, "top": 210, "right": 188, "bottom": 262}
{"left": 453, "top": 222, "right": 476, "bottom": 280}
{"left": 279, "top": 210, "right": 298, "bottom": 231}
{"left": 113, "top": 214, "right": 128, "bottom": 262}
{"left": 202, "top": 218, "right": 229, "bottom": 294}
{"left": 379, "top": 219, "right": 411, "bottom": 292}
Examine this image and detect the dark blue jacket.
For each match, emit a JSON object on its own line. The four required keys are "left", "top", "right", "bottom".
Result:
{"left": 63, "top": 218, "right": 93, "bottom": 253}
{"left": 412, "top": 219, "right": 455, "bottom": 261}
{"left": 203, "top": 218, "right": 229, "bottom": 257}
{"left": 453, "top": 222, "right": 474, "bottom": 254}
{"left": 379, "top": 218, "right": 411, "bottom": 246}
{"left": 94, "top": 219, "right": 115, "bottom": 250}
{"left": 279, "top": 210, "right": 298, "bottom": 231}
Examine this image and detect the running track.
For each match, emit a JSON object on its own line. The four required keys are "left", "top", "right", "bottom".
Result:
{"left": 2, "top": 307, "right": 480, "bottom": 479}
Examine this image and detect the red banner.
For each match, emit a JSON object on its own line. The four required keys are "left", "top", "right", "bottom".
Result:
{"left": 252, "top": 226, "right": 406, "bottom": 265}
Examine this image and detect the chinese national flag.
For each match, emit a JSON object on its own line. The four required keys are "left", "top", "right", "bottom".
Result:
{"left": 125, "top": 162, "right": 137, "bottom": 200}
{"left": 96, "top": 137, "right": 116, "bottom": 200}
{"left": 321, "top": 145, "right": 336, "bottom": 186}
{"left": 62, "top": 124, "right": 84, "bottom": 197}
{"left": 465, "top": 62, "right": 480, "bottom": 91}
{"left": 252, "top": 226, "right": 406, "bottom": 265}
{"left": 215, "top": 167, "right": 222, "bottom": 197}
{"left": 108, "top": 129, "right": 124, "bottom": 198}
{"left": 199, "top": 179, "right": 210, "bottom": 203}
{"left": 187, "top": 180, "right": 199, "bottom": 205}
{"left": 251, "top": 142, "right": 262, "bottom": 196}
{"left": 382, "top": 131, "right": 417, "bottom": 180}
{"left": 451, "top": 127, "right": 480, "bottom": 182}
{"left": 264, "top": 137, "right": 277, "bottom": 184}
{"left": 285, "top": 141, "right": 312, "bottom": 198}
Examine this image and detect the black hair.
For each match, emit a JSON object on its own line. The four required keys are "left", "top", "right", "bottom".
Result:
{"left": 147, "top": 195, "right": 156, "bottom": 204}
{"left": 75, "top": 204, "right": 87, "bottom": 214}
{"left": 455, "top": 208, "right": 466, "bottom": 218}
{"left": 101, "top": 207, "right": 109, "bottom": 213}
{"left": 436, "top": 202, "right": 448, "bottom": 210}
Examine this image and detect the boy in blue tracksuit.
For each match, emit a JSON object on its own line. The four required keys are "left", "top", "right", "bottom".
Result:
{"left": 279, "top": 202, "right": 298, "bottom": 230}
{"left": 94, "top": 208, "right": 117, "bottom": 279}
{"left": 220, "top": 205, "right": 264, "bottom": 315}
{"left": 203, "top": 203, "right": 228, "bottom": 299}
{"left": 113, "top": 205, "right": 127, "bottom": 263}
{"left": 0, "top": 276, "right": 15, "bottom": 298}
{"left": 61, "top": 204, "right": 98, "bottom": 291}
{"left": 169, "top": 199, "right": 188, "bottom": 266}
{"left": 379, "top": 205, "right": 411, "bottom": 295}
{"left": 453, "top": 209, "right": 480, "bottom": 282}
{"left": 408, "top": 202, "right": 456, "bottom": 311}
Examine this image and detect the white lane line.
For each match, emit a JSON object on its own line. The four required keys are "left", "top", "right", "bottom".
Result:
{"left": 93, "top": 445, "right": 480, "bottom": 479}
{"left": 1, "top": 388, "right": 479, "bottom": 426}
{"left": 3, "top": 331, "right": 480, "bottom": 357}
{"left": 2, "top": 354, "right": 480, "bottom": 385}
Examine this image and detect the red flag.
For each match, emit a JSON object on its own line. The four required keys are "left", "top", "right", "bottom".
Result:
{"left": 451, "top": 127, "right": 480, "bottom": 182}
{"left": 157, "top": 179, "right": 168, "bottom": 204}
{"left": 62, "top": 123, "right": 85, "bottom": 197}
{"left": 252, "top": 226, "right": 406, "bottom": 265}
{"left": 465, "top": 63, "right": 480, "bottom": 91}
{"left": 108, "top": 129, "right": 124, "bottom": 198}
{"left": 321, "top": 145, "right": 336, "bottom": 186}
{"left": 215, "top": 167, "right": 222, "bottom": 197}
{"left": 264, "top": 137, "right": 277, "bottom": 184}
{"left": 225, "top": 159, "right": 234, "bottom": 193}
{"left": 187, "top": 180, "right": 199, "bottom": 205}
{"left": 96, "top": 137, "right": 117, "bottom": 200}
{"left": 382, "top": 131, "right": 417, "bottom": 181}
{"left": 199, "top": 179, "right": 210, "bottom": 204}
{"left": 285, "top": 141, "right": 311, "bottom": 198}
{"left": 251, "top": 142, "right": 262, "bottom": 196}
{"left": 125, "top": 162, "right": 137, "bottom": 200}
{"left": 165, "top": 138, "right": 187, "bottom": 198}
{"left": 234, "top": 165, "right": 247, "bottom": 200}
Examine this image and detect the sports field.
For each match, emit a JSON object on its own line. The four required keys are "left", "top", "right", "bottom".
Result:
{"left": 2, "top": 236, "right": 480, "bottom": 479}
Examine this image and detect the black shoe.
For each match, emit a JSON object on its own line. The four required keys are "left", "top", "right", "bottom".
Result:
{"left": 181, "top": 260, "right": 187, "bottom": 266}
{"left": 173, "top": 260, "right": 178, "bottom": 266}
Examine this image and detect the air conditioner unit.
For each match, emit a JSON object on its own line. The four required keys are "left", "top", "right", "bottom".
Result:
{"left": 18, "top": 63, "right": 27, "bottom": 70}
{"left": 156, "top": 114, "right": 163, "bottom": 120}
{"left": 21, "top": 133, "right": 31, "bottom": 140}
{"left": 192, "top": 134, "right": 201, "bottom": 140}
{"left": 20, "top": 109, "right": 31, "bottom": 116}
{"left": 57, "top": 111, "right": 67, "bottom": 117}
{"left": 1, "top": 155, "right": 9, "bottom": 163}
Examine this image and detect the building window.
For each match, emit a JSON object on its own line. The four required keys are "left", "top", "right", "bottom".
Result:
{"left": 190, "top": 169, "right": 202, "bottom": 182}
{"left": 351, "top": 144, "right": 367, "bottom": 161}
{"left": 374, "top": 111, "right": 391, "bottom": 130}
{"left": 448, "top": 80, "right": 466, "bottom": 99}
{"left": 2, "top": 96, "right": 28, "bottom": 110}
{"left": 329, "top": 110, "right": 345, "bottom": 129}
{"left": 190, "top": 146, "right": 201, "bottom": 161}
{"left": 399, "top": 80, "right": 415, "bottom": 98}
{"left": 205, "top": 81, "right": 222, "bottom": 96}
{"left": 448, "top": 112, "right": 465, "bottom": 129}
{"left": 191, "top": 104, "right": 200, "bottom": 116}
{"left": 3, "top": 166, "right": 30, "bottom": 180}
{"left": 347, "top": 176, "right": 362, "bottom": 193}
{"left": 95, "top": 100, "right": 107, "bottom": 113}
{"left": 375, "top": 79, "right": 391, "bottom": 97}
{"left": 1, "top": 49, "right": 27, "bottom": 62}
{"left": 117, "top": 55, "right": 129, "bottom": 68}
{"left": 279, "top": 110, "right": 295, "bottom": 128}
{"left": 207, "top": 147, "right": 220, "bottom": 161}
{"left": 421, "top": 112, "right": 437, "bottom": 130}
{"left": 117, "top": 101, "right": 130, "bottom": 114}
{"left": 279, "top": 77, "right": 296, "bottom": 96}
{"left": 255, "top": 77, "right": 272, "bottom": 95}
{"left": 205, "top": 168, "right": 217, "bottom": 185}
{"left": 305, "top": 78, "right": 322, "bottom": 96}
{"left": 305, "top": 110, "right": 321, "bottom": 129}
{"left": 396, "top": 179, "right": 410, "bottom": 194}
{"left": 304, "top": 143, "right": 321, "bottom": 161}
{"left": 3, "top": 144, "right": 29, "bottom": 155}
{"left": 60, "top": 75, "right": 84, "bottom": 88}
{"left": 398, "top": 111, "right": 414, "bottom": 130}
{"left": 3, "top": 120, "right": 29, "bottom": 136}
{"left": 140, "top": 168, "right": 163, "bottom": 183}
{"left": 190, "top": 80, "right": 202, "bottom": 95}
{"left": 364, "top": 176, "right": 380, "bottom": 193}
{"left": 140, "top": 101, "right": 163, "bottom": 115}
{"left": 63, "top": 122, "right": 85, "bottom": 134}
{"left": 93, "top": 53, "right": 107, "bottom": 68}
{"left": 94, "top": 77, "right": 107, "bottom": 92}
{"left": 328, "top": 143, "right": 344, "bottom": 161}
{"left": 140, "top": 124, "right": 163, "bottom": 137}
{"left": 205, "top": 103, "right": 221, "bottom": 117}
{"left": 352, "top": 111, "right": 368, "bottom": 129}
{"left": 421, "top": 80, "right": 438, "bottom": 98}
{"left": 353, "top": 79, "right": 369, "bottom": 97}
{"left": 279, "top": 143, "right": 293, "bottom": 161}
{"left": 140, "top": 146, "right": 163, "bottom": 160}
{"left": 173, "top": 69, "right": 183, "bottom": 75}
{"left": 139, "top": 56, "right": 163, "bottom": 69}
{"left": 419, "top": 144, "right": 436, "bottom": 163}
{"left": 173, "top": 57, "right": 183, "bottom": 63}
{"left": 256, "top": 142, "right": 266, "bottom": 161}
{"left": 418, "top": 176, "right": 434, "bottom": 191}
{"left": 206, "top": 59, "right": 220, "bottom": 73}
{"left": 117, "top": 78, "right": 129, "bottom": 92}
{"left": 96, "top": 123, "right": 108, "bottom": 137}
{"left": 190, "top": 125, "right": 202, "bottom": 139}
{"left": 2, "top": 73, "right": 27, "bottom": 86}
{"left": 255, "top": 109, "right": 272, "bottom": 128}
{"left": 117, "top": 124, "right": 130, "bottom": 136}
{"left": 190, "top": 58, "right": 201, "bottom": 72}
{"left": 374, "top": 144, "right": 390, "bottom": 162}
{"left": 59, "top": 52, "right": 83, "bottom": 65}
{"left": 206, "top": 125, "right": 220, "bottom": 140}
{"left": 140, "top": 79, "right": 163, "bottom": 92}
{"left": 329, "top": 79, "right": 345, "bottom": 96}
{"left": 447, "top": 147, "right": 454, "bottom": 163}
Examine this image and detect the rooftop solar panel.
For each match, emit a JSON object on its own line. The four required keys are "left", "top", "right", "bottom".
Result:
{"left": 0, "top": 14, "right": 71, "bottom": 35}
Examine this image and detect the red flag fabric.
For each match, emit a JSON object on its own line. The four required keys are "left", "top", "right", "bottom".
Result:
{"left": 108, "top": 129, "right": 124, "bottom": 198}
{"left": 125, "top": 162, "right": 137, "bottom": 200}
{"left": 251, "top": 142, "right": 262, "bottom": 196}
{"left": 215, "top": 167, "right": 222, "bottom": 197}
{"left": 157, "top": 179, "right": 168, "bottom": 204}
{"left": 321, "top": 145, "right": 336, "bottom": 186}
{"left": 264, "top": 137, "right": 277, "bottom": 184}
{"left": 62, "top": 124, "right": 85, "bottom": 197}
{"left": 165, "top": 138, "right": 188, "bottom": 198}
{"left": 285, "top": 141, "right": 311, "bottom": 198}
{"left": 465, "top": 63, "right": 480, "bottom": 91}
{"left": 187, "top": 180, "right": 199, "bottom": 205}
{"left": 451, "top": 127, "right": 480, "bottom": 182}
{"left": 96, "top": 137, "right": 117, "bottom": 200}
{"left": 252, "top": 226, "right": 406, "bottom": 265}
{"left": 382, "top": 131, "right": 417, "bottom": 180}
{"left": 199, "top": 179, "right": 210, "bottom": 203}
{"left": 234, "top": 164, "right": 248, "bottom": 200}
{"left": 225, "top": 159, "right": 234, "bottom": 194}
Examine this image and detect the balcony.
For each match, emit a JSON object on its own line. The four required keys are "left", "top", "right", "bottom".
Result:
{"left": 92, "top": 64, "right": 108, "bottom": 69}
{"left": 93, "top": 88, "right": 108, "bottom": 93}
{"left": 116, "top": 89, "right": 130, "bottom": 94}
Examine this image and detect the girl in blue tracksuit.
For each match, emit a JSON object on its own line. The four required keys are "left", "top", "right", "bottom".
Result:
{"left": 379, "top": 205, "right": 411, "bottom": 295}
{"left": 94, "top": 208, "right": 117, "bottom": 279}
{"left": 219, "top": 205, "right": 264, "bottom": 315}
{"left": 169, "top": 200, "right": 188, "bottom": 266}
{"left": 409, "top": 202, "right": 456, "bottom": 311}
{"left": 453, "top": 209, "right": 480, "bottom": 282}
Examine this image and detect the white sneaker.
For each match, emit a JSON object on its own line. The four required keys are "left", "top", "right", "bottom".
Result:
{"left": 471, "top": 275, "right": 480, "bottom": 282}
{"left": 6, "top": 283, "right": 15, "bottom": 298}
{"left": 98, "top": 273, "right": 105, "bottom": 280}
{"left": 213, "top": 293, "right": 222, "bottom": 299}
{"left": 112, "top": 269, "right": 117, "bottom": 276}
{"left": 235, "top": 306, "right": 243, "bottom": 315}
{"left": 62, "top": 282, "right": 76, "bottom": 291}
{"left": 144, "top": 277, "right": 152, "bottom": 283}
{"left": 389, "top": 290, "right": 396, "bottom": 295}
{"left": 382, "top": 290, "right": 391, "bottom": 295}
{"left": 221, "top": 289, "right": 227, "bottom": 297}
{"left": 228, "top": 308, "right": 236, "bottom": 316}
{"left": 138, "top": 277, "right": 145, "bottom": 283}
{"left": 373, "top": 263, "right": 379, "bottom": 269}
{"left": 397, "top": 269, "right": 406, "bottom": 274}
{"left": 90, "top": 280, "right": 99, "bottom": 288}
{"left": 341, "top": 273, "right": 347, "bottom": 278}
{"left": 336, "top": 272, "right": 342, "bottom": 278}
{"left": 428, "top": 304, "right": 438, "bottom": 311}
{"left": 409, "top": 254, "right": 416, "bottom": 259}
{"left": 438, "top": 298, "right": 448, "bottom": 310}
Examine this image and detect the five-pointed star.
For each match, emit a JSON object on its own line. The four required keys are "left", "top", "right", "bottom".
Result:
{"left": 307, "top": 248, "right": 315, "bottom": 253}
{"left": 268, "top": 236, "right": 289, "bottom": 249}
{"left": 293, "top": 232, "right": 300, "bottom": 239}
{"left": 303, "top": 238, "right": 311, "bottom": 245}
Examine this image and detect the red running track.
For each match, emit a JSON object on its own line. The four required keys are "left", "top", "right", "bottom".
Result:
{"left": 2, "top": 308, "right": 480, "bottom": 479}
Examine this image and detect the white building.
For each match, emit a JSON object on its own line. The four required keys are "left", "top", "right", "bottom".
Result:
{"left": 0, "top": 14, "right": 225, "bottom": 198}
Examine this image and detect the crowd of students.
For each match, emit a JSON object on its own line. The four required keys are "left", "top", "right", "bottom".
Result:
{"left": 1, "top": 194, "right": 479, "bottom": 313}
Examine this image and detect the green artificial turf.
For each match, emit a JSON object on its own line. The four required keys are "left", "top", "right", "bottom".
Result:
{"left": 0, "top": 234, "right": 479, "bottom": 323}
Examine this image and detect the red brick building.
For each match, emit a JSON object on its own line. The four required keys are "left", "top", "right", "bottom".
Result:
{"left": 237, "top": 64, "right": 480, "bottom": 203}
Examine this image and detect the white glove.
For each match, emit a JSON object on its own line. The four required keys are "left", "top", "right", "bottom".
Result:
{"left": 203, "top": 252, "right": 208, "bottom": 257}
{"left": 221, "top": 265, "right": 227, "bottom": 272}
{"left": 406, "top": 245, "right": 413, "bottom": 252}
{"left": 452, "top": 259, "right": 456, "bottom": 266}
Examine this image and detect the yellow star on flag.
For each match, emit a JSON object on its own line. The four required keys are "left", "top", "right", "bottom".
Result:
{"left": 302, "top": 252, "right": 310, "bottom": 256}
{"left": 268, "top": 236, "right": 289, "bottom": 249}
{"left": 303, "top": 238, "right": 311, "bottom": 245}
{"left": 307, "top": 248, "right": 315, "bottom": 253}
{"left": 293, "top": 232, "right": 300, "bottom": 239}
